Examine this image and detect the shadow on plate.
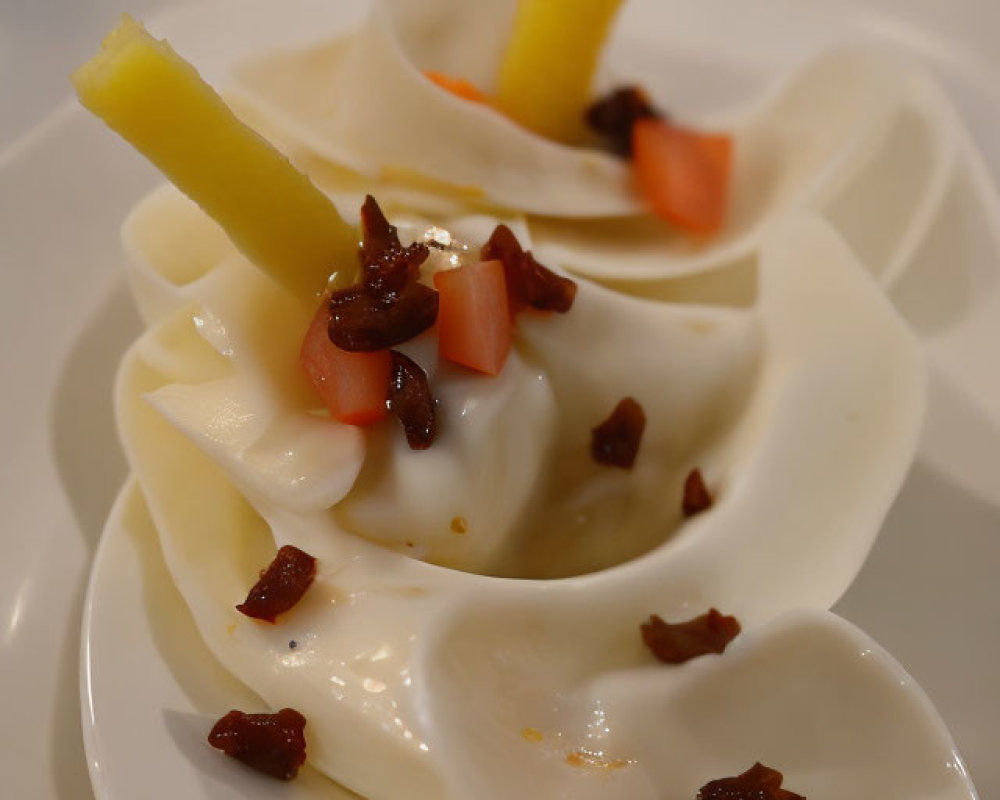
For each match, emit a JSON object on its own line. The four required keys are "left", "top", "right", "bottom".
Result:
{"left": 50, "top": 279, "right": 140, "bottom": 551}
{"left": 47, "top": 280, "right": 139, "bottom": 800}
{"left": 835, "top": 456, "right": 1000, "bottom": 796}
{"left": 891, "top": 154, "right": 999, "bottom": 336}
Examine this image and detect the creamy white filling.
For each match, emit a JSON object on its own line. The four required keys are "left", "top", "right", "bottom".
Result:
{"left": 334, "top": 334, "right": 558, "bottom": 571}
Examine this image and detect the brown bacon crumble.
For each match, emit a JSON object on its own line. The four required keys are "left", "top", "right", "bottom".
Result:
{"left": 591, "top": 397, "right": 646, "bottom": 468}
{"left": 584, "top": 86, "right": 662, "bottom": 156}
{"left": 641, "top": 608, "right": 740, "bottom": 664}
{"left": 327, "top": 196, "right": 438, "bottom": 351}
{"left": 388, "top": 350, "right": 437, "bottom": 450}
{"left": 481, "top": 224, "right": 577, "bottom": 313}
{"left": 317, "top": 203, "right": 581, "bottom": 451}
{"left": 208, "top": 708, "right": 307, "bottom": 780}
{"left": 697, "top": 762, "right": 805, "bottom": 800}
{"left": 683, "top": 468, "right": 714, "bottom": 517}
{"left": 236, "top": 545, "right": 316, "bottom": 623}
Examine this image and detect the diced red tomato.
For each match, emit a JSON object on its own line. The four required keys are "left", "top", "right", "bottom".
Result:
{"left": 632, "top": 117, "right": 732, "bottom": 235}
{"left": 433, "top": 260, "right": 512, "bottom": 376}
{"left": 424, "top": 71, "right": 489, "bottom": 104}
{"left": 300, "top": 299, "right": 392, "bottom": 425}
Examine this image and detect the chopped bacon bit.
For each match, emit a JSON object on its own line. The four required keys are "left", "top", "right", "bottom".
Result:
{"left": 327, "top": 196, "right": 438, "bottom": 351}
{"left": 697, "top": 762, "right": 805, "bottom": 800}
{"left": 480, "top": 224, "right": 576, "bottom": 314}
{"left": 358, "top": 195, "right": 425, "bottom": 294}
{"left": 328, "top": 283, "right": 438, "bottom": 351}
{"left": 641, "top": 608, "right": 741, "bottom": 664}
{"left": 359, "top": 195, "right": 400, "bottom": 266}
{"left": 424, "top": 70, "right": 488, "bottom": 104}
{"left": 387, "top": 350, "right": 437, "bottom": 450}
{"left": 683, "top": 468, "right": 714, "bottom": 517}
{"left": 591, "top": 397, "right": 645, "bottom": 469}
{"left": 585, "top": 86, "right": 661, "bottom": 156}
{"left": 236, "top": 545, "right": 316, "bottom": 623}
{"left": 208, "top": 708, "right": 307, "bottom": 780}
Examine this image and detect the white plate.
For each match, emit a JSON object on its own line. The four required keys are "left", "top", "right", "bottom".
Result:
{"left": 1, "top": 0, "right": 998, "bottom": 798}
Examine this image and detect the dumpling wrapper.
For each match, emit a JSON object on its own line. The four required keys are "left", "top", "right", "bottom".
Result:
{"left": 90, "top": 484, "right": 977, "bottom": 799}
{"left": 233, "top": 2, "right": 904, "bottom": 225}
{"left": 421, "top": 605, "right": 976, "bottom": 799}
{"left": 123, "top": 0, "right": 962, "bottom": 297}
{"left": 230, "top": 0, "right": 636, "bottom": 217}
{"left": 529, "top": 47, "right": 961, "bottom": 285}
{"left": 123, "top": 182, "right": 757, "bottom": 576}
{"left": 89, "top": 484, "right": 980, "bottom": 800}
{"left": 117, "top": 212, "right": 925, "bottom": 798}
{"left": 123, "top": 184, "right": 565, "bottom": 570}
{"left": 227, "top": 0, "right": 959, "bottom": 286}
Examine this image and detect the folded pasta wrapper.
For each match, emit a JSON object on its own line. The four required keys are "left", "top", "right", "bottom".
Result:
{"left": 226, "top": 0, "right": 958, "bottom": 285}
{"left": 116, "top": 203, "right": 935, "bottom": 797}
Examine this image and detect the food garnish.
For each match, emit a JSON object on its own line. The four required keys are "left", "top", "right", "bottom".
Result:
{"left": 633, "top": 118, "right": 732, "bottom": 234}
{"left": 207, "top": 708, "right": 307, "bottom": 780}
{"left": 641, "top": 608, "right": 741, "bottom": 663}
{"left": 424, "top": 70, "right": 488, "bottom": 104}
{"left": 585, "top": 85, "right": 660, "bottom": 156}
{"left": 298, "top": 200, "right": 574, "bottom": 446}
{"left": 328, "top": 196, "right": 438, "bottom": 352}
{"left": 591, "top": 397, "right": 646, "bottom": 468}
{"left": 300, "top": 299, "right": 393, "bottom": 426}
{"left": 480, "top": 224, "right": 577, "bottom": 313}
{"left": 387, "top": 351, "right": 438, "bottom": 450}
{"left": 697, "top": 762, "right": 805, "bottom": 800}
{"left": 495, "top": 0, "right": 625, "bottom": 141}
{"left": 236, "top": 545, "right": 317, "bottom": 623}
{"left": 682, "top": 468, "right": 714, "bottom": 517}
{"left": 71, "top": 14, "right": 357, "bottom": 302}
{"left": 585, "top": 84, "right": 732, "bottom": 233}
{"left": 434, "top": 259, "right": 512, "bottom": 375}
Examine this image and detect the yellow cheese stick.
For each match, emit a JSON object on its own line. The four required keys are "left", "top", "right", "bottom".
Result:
{"left": 72, "top": 15, "right": 358, "bottom": 302}
{"left": 495, "top": 0, "right": 624, "bottom": 142}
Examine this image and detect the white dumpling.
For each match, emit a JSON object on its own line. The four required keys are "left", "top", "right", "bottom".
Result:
{"left": 124, "top": 180, "right": 762, "bottom": 577}
{"left": 117, "top": 212, "right": 926, "bottom": 799}
{"left": 529, "top": 47, "right": 960, "bottom": 285}
{"left": 97, "top": 3, "right": 979, "bottom": 797}
{"left": 138, "top": 0, "right": 961, "bottom": 292}
{"left": 231, "top": 0, "right": 637, "bottom": 216}
{"left": 229, "top": 5, "right": 960, "bottom": 286}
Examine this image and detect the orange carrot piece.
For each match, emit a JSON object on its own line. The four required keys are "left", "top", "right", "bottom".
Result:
{"left": 632, "top": 118, "right": 732, "bottom": 235}
{"left": 424, "top": 70, "right": 489, "bottom": 104}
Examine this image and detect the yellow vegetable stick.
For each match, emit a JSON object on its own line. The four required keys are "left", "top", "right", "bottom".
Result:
{"left": 72, "top": 15, "right": 358, "bottom": 302}
{"left": 495, "top": 0, "right": 624, "bottom": 142}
